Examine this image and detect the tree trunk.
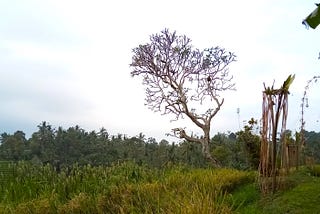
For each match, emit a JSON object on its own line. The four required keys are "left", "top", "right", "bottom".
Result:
{"left": 201, "top": 139, "right": 221, "bottom": 167}
{"left": 176, "top": 123, "right": 221, "bottom": 167}
{"left": 202, "top": 127, "right": 221, "bottom": 168}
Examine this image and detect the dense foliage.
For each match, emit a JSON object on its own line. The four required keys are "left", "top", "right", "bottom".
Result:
{"left": 0, "top": 122, "right": 239, "bottom": 169}
{"left": 0, "top": 122, "right": 319, "bottom": 169}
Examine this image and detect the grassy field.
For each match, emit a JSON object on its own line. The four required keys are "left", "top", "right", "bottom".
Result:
{"left": 231, "top": 166, "right": 320, "bottom": 213}
{"left": 0, "top": 161, "right": 319, "bottom": 213}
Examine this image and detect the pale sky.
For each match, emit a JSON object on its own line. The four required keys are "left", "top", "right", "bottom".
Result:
{"left": 0, "top": 0, "right": 319, "bottom": 141}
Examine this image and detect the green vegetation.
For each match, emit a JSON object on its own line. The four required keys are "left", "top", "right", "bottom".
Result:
{"left": 1, "top": 161, "right": 320, "bottom": 213}
{"left": 0, "top": 161, "right": 254, "bottom": 213}
{"left": 0, "top": 122, "right": 259, "bottom": 170}
{"left": 229, "top": 166, "right": 320, "bottom": 214}
{"left": 1, "top": 123, "right": 320, "bottom": 213}
{"left": 1, "top": 122, "right": 319, "bottom": 170}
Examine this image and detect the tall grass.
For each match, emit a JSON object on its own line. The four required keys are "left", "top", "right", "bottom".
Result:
{"left": 0, "top": 161, "right": 254, "bottom": 213}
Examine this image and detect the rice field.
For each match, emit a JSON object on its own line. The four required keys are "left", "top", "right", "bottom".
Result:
{"left": 0, "top": 161, "right": 254, "bottom": 214}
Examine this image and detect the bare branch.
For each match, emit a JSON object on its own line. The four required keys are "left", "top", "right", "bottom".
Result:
{"left": 172, "top": 128, "right": 202, "bottom": 144}
{"left": 130, "top": 29, "right": 236, "bottom": 167}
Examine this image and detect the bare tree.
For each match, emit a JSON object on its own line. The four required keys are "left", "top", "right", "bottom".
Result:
{"left": 130, "top": 29, "right": 236, "bottom": 167}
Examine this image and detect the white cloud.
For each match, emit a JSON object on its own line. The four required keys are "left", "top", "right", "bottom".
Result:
{"left": 0, "top": 0, "right": 319, "bottom": 139}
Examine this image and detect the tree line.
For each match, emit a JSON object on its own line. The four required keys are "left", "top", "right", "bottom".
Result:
{"left": 0, "top": 121, "right": 319, "bottom": 169}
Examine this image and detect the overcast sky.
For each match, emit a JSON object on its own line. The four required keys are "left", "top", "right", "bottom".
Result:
{"left": 0, "top": 0, "right": 319, "bottom": 141}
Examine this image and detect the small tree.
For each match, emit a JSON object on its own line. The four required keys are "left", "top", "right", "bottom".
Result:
{"left": 237, "top": 118, "right": 261, "bottom": 170}
{"left": 130, "top": 29, "right": 236, "bottom": 167}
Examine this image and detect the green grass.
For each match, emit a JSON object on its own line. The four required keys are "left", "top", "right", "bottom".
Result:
{"left": 233, "top": 166, "right": 320, "bottom": 214}
{"left": 261, "top": 179, "right": 320, "bottom": 213}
